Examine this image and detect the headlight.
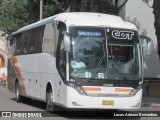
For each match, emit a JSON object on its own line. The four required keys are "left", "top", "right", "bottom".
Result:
{"left": 130, "top": 85, "right": 142, "bottom": 96}
{"left": 69, "top": 82, "right": 87, "bottom": 95}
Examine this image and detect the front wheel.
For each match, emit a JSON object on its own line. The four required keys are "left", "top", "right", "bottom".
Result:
{"left": 46, "top": 88, "right": 56, "bottom": 113}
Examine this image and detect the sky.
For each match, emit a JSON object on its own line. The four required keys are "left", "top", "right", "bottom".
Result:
{"left": 125, "top": 0, "right": 157, "bottom": 48}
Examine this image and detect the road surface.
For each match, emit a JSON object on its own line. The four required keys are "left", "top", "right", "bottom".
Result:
{"left": 0, "top": 86, "right": 160, "bottom": 120}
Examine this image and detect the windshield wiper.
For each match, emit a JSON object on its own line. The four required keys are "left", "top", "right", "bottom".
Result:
{"left": 111, "top": 58, "right": 129, "bottom": 83}
{"left": 111, "top": 58, "right": 124, "bottom": 73}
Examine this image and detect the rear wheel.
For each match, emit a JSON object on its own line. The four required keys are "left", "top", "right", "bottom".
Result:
{"left": 15, "top": 82, "right": 22, "bottom": 102}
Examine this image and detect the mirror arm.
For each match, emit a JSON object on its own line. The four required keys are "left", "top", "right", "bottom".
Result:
{"left": 140, "top": 35, "right": 154, "bottom": 56}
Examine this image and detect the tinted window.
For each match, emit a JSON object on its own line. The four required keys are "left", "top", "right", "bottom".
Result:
{"left": 14, "top": 25, "right": 45, "bottom": 55}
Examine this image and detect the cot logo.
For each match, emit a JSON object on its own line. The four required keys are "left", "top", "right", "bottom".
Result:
{"left": 2, "top": 112, "right": 12, "bottom": 117}
{"left": 112, "top": 30, "right": 134, "bottom": 40}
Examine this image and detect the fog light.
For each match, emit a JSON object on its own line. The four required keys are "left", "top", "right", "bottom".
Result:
{"left": 72, "top": 101, "right": 82, "bottom": 106}
{"left": 136, "top": 103, "right": 140, "bottom": 107}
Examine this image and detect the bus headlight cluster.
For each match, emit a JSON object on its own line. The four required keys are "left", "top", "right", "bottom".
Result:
{"left": 69, "top": 82, "right": 87, "bottom": 96}
{"left": 130, "top": 85, "right": 142, "bottom": 96}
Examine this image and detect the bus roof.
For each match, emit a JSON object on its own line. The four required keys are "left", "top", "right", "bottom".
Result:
{"left": 11, "top": 12, "right": 137, "bottom": 35}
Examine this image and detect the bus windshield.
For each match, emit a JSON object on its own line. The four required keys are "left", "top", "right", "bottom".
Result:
{"left": 69, "top": 27, "right": 142, "bottom": 80}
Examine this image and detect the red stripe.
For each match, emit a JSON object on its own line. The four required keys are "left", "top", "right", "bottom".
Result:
{"left": 83, "top": 87, "right": 101, "bottom": 92}
{"left": 115, "top": 88, "right": 133, "bottom": 93}
{"left": 10, "top": 57, "right": 27, "bottom": 95}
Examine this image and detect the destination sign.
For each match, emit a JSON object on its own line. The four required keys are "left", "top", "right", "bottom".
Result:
{"left": 78, "top": 31, "right": 102, "bottom": 37}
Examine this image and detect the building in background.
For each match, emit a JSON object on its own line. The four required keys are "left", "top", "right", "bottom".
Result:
{"left": 0, "top": 31, "right": 8, "bottom": 77}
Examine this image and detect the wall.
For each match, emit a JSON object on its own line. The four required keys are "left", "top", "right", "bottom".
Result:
{"left": 0, "top": 32, "right": 8, "bottom": 77}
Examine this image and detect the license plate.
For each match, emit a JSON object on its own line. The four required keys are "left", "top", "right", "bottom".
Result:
{"left": 102, "top": 100, "right": 114, "bottom": 106}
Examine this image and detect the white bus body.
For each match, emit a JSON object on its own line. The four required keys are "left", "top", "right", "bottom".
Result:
{"left": 8, "top": 12, "right": 143, "bottom": 111}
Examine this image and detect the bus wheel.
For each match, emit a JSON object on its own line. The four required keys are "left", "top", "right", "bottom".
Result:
{"left": 46, "top": 88, "right": 55, "bottom": 112}
{"left": 15, "top": 82, "right": 22, "bottom": 102}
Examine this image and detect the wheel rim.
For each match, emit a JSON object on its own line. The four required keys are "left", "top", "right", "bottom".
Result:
{"left": 47, "top": 91, "right": 53, "bottom": 110}
{"left": 49, "top": 93, "right": 53, "bottom": 106}
{"left": 16, "top": 87, "right": 19, "bottom": 100}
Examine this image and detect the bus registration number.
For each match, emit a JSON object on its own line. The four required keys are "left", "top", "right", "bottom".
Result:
{"left": 102, "top": 100, "right": 114, "bottom": 106}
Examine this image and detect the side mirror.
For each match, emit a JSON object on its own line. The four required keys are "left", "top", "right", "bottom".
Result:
{"left": 140, "top": 35, "right": 154, "bottom": 56}
{"left": 63, "top": 32, "right": 71, "bottom": 52}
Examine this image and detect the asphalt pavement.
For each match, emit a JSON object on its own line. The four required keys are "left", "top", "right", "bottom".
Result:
{"left": 142, "top": 97, "right": 160, "bottom": 108}
{"left": 0, "top": 85, "right": 160, "bottom": 120}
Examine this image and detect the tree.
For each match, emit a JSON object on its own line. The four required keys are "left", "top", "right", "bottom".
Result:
{"left": 126, "top": 17, "right": 141, "bottom": 30}
{"left": 68, "top": 0, "right": 81, "bottom": 12}
{"left": 141, "top": 29, "right": 148, "bottom": 36}
{"left": 43, "top": 0, "right": 68, "bottom": 18}
{"left": 153, "top": 0, "right": 160, "bottom": 57}
{"left": 90, "top": 0, "right": 128, "bottom": 15}
{"left": 143, "top": 0, "right": 160, "bottom": 57}
{"left": 0, "top": 0, "right": 29, "bottom": 33}
{"left": 0, "top": 0, "right": 128, "bottom": 33}
{"left": 68, "top": 0, "right": 128, "bottom": 15}
{"left": 0, "top": 0, "right": 65, "bottom": 33}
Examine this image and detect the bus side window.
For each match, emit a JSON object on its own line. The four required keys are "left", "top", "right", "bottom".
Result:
{"left": 14, "top": 34, "right": 21, "bottom": 55}
{"left": 43, "top": 23, "right": 55, "bottom": 55}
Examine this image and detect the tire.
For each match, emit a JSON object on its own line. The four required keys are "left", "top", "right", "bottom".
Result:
{"left": 15, "top": 82, "right": 22, "bottom": 103}
{"left": 46, "top": 88, "right": 56, "bottom": 113}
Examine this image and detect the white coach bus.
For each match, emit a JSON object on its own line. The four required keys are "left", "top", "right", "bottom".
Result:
{"left": 7, "top": 12, "right": 152, "bottom": 112}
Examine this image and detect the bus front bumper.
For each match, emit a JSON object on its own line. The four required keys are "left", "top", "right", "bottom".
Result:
{"left": 63, "top": 87, "right": 142, "bottom": 110}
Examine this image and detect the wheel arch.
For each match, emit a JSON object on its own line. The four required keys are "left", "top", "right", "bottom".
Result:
{"left": 46, "top": 81, "right": 54, "bottom": 101}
